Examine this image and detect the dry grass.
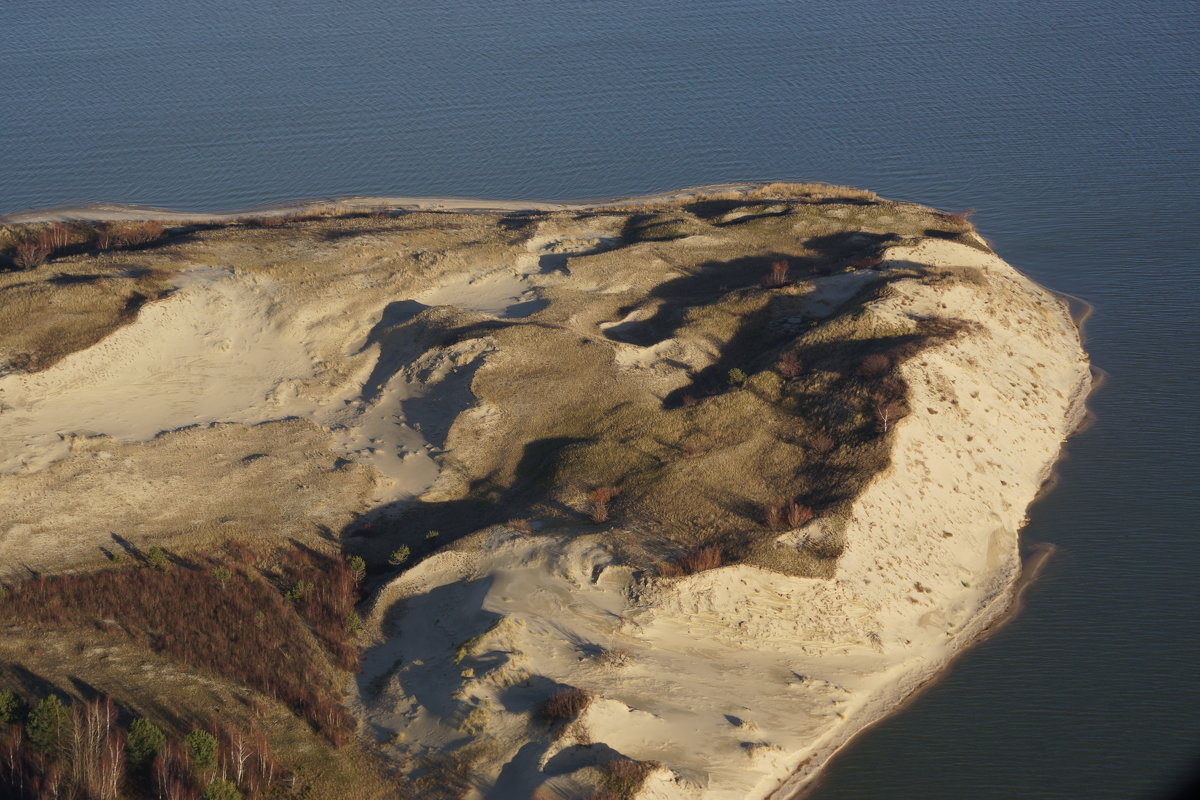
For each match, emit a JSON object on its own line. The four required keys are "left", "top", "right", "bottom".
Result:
{"left": 0, "top": 269, "right": 172, "bottom": 373}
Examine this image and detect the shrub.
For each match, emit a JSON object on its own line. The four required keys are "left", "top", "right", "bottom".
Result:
{"left": 145, "top": 546, "right": 168, "bottom": 570}
{"left": 786, "top": 499, "right": 813, "bottom": 528}
{"left": 346, "top": 554, "right": 366, "bottom": 581}
{"left": 115, "top": 221, "right": 166, "bottom": 247}
{"left": 387, "top": 546, "right": 410, "bottom": 567}
{"left": 27, "top": 695, "right": 71, "bottom": 756}
{"left": 202, "top": 778, "right": 242, "bottom": 800}
{"left": 425, "top": 529, "right": 441, "bottom": 540}
{"left": 185, "top": 729, "right": 218, "bottom": 773}
{"left": 600, "top": 757, "right": 657, "bottom": 799}
{"left": 506, "top": 519, "right": 532, "bottom": 534}
{"left": 283, "top": 580, "right": 313, "bottom": 603}
{"left": 726, "top": 368, "right": 747, "bottom": 387}
{"left": 762, "top": 259, "right": 790, "bottom": 288}
{"left": 0, "top": 689, "right": 25, "bottom": 724}
{"left": 13, "top": 240, "right": 50, "bottom": 269}
{"left": 944, "top": 208, "right": 976, "bottom": 225}
{"left": 0, "top": 554, "right": 358, "bottom": 745}
{"left": 765, "top": 498, "right": 813, "bottom": 530}
{"left": 540, "top": 687, "right": 592, "bottom": 724}
{"left": 777, "top": 353, "right": 803, "bottom": 380}
{"left": 808, "top": 432, "right": 836, "bottom": 453}
{"left": 874, "top": 400, "right": 907, "bottom": 432}
{"left": 39, "top": 223, "right": 71, "bottom": 252}
{"left": 658, "top": 545, "right": 723, "bottom": 577}
{"left": 212, "top": 566, "right": 231, "bottom": 586}
{"left": 127, "top": 717, "right": 166, "bottom": 767}
{"left": 587, "top": 487, "right": 616, "bottom": 524}
{"left": 856, "top": 353, "right": 891, "bottom": 378}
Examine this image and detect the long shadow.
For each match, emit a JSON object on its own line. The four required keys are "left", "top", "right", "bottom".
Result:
{"left": 358, "top": 577, "right": 500, "bottom": 719}
{"left": 346, "top": 435, "right": 588, "bottom": 568}
{"left": 357, "top": 302, "right": 519, "bottom": 405}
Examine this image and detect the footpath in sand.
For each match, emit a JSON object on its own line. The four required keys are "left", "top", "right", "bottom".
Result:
{"left": 0, "top": 185, "right": 1090, "bottom": 798}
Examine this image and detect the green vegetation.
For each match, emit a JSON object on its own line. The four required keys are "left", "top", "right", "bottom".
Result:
{"left": 26, "top": 695, "right": 71, "bottom": 755}
{"left": 145, "top": 545, "right": 168, "bottom": 570}
{"left": 127, "top": 717, "right": 166, "bottom": 767}
{"left": 0, "top": 689, "right": 25, "bottom": 724}
{"left": 202, "top": 779, "right": 243, "bottom": 800}
{"left": 387, "top": 545, "right": 411, "bottom": 567}
{"left": 186, "top": 728, "right": 219, "bottom": 772}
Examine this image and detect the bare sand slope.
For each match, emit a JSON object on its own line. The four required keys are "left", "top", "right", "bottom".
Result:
{"left": 358, "top": 239, "right": 1090, "bottom": 799}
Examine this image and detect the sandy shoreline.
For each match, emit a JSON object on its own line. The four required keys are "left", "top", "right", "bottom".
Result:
{"left": 0, "top": 182, "right": 800, "bottom": 224}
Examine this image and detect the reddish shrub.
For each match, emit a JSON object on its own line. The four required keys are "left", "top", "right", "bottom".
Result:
{"left": 766, "top": 498, "right": 813, "bottom": 530}
{"left": 777, "top": 353, "right": 803, "bottom": 380}
{"left": 944, "top": 208, "right": 976, "bottom": 225}
{"left": 587, "top": 487, "right": 616, "bottom": 524}
{"left": 115, "top": 221, "right": 165, "bottom": 247}
{"left": 540, "top": 687, "right": 592, "bottom": 723}
{"left": 808, "top": 432, "right": 836, "bottom": 453}
{"left": 38, "top": 223, "right": 72, "bottom": 253}
{"left": 507, "top": 518, "right": 533, "bottom": 534}
{"left": 12, "top": 241, "right": 49, "bottom": 269}
{"left": 658, "top": 545, "right": 723, "bottom": 578}
{"left": 875, "top": 400, "right": 908, "bottom": 432}
{"left": 762, "top": 259, "right": 790, "bottom": 288}
{"left": 786, "top": 499, "right": 813, "bottom": 528}
{"left": 856, "top": 353, "right": 891, "bottom": 378}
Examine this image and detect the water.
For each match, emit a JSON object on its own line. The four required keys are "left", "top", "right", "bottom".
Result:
{"left": 2, "top": 1, "right": 1197, "bottom": 796}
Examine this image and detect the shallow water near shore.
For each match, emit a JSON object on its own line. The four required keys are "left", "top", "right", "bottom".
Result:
{"left": 2, "top": 1, "right": 1198, "bottom": 797}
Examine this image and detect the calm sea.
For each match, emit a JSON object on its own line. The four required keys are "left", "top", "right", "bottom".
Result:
{"left": 2, "top": 1, "right": 1197, "bottom": 797}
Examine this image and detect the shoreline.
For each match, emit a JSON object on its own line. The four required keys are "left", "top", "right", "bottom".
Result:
{"left": 773, "top": 283, "right": 1094, "bottom": 799}
{"left": 0, "top": 181, "right": 829, "bottom": 224}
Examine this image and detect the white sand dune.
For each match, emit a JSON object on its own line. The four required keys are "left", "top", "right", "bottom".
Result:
{"left": 358, "top": 239, "right": 1091, "bottom": 799}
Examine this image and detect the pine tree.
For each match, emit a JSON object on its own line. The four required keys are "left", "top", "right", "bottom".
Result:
{"left": 127, "top": 717, "right": 166, "bottom": 768}
{"left": 26, "top": 695, "right": 71, "bottom": 757}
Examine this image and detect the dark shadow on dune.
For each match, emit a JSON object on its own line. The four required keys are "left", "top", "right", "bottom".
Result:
{"left": 542, "top": 742, "right": 627, "bottom": 776}
{"left": 486, "top": 741, "right": 553, "bottom": 800}
{"left": 357, "top": 577, "right": 499, "bottom": 719}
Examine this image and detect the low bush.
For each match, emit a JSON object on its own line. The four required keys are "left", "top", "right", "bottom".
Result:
{"left": 658, "top": 545, "right": 723, "bottom": 578}
{"left": 599, "top": 757, "right": 658, "bottom": 800}
{"left": 762, "top": 259, "right": 790, "bottom": 288}
{"left": 587, "top": 487, "right": 616, "bottom": 524}
{"left": 856, "top": 353, "right": 892, "bottom": 378}
{"left": 540, "top": 687, "right": 592, "bottom": 724}
{"left": 765, "top": 499, "right": 813, "bottom": 530}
